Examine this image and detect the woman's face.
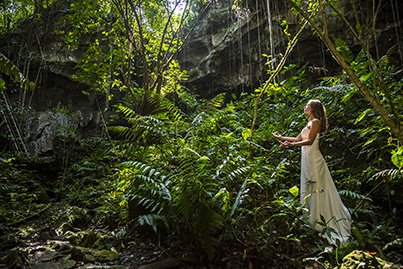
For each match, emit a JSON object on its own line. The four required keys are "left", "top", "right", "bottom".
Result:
{"left": 304, "top": 102, "right": 312, "bottom": 115}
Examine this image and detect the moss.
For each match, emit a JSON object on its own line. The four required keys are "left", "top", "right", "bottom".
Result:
{"left": 68, "top": 246, "right": 119, "bottom": 262}
{"left": 68, "top": 206, "right": 90, "bottom": 227}
{"left": 93, "top": 249, "right": 120, "bottom": 262}
{"left": 339, "top": 250, "right": 400, "bottom": 269}
{"left": 79, "top": 230, "right": 98, "bottom": 247}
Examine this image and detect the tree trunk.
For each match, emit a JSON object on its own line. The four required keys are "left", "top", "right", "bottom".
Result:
{"left": 322, "top": 35, "right": 403, "bottom": 144}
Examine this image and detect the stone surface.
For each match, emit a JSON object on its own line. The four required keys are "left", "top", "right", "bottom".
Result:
{"left": 32, "top": 259, "right": 76, "bottom": 269}
{"left": 177, "top": 0, "right": 403, "bottom": 98}
{"left": 0, "top": 0, "right": 402, "bottom": 153}
{"left": 338, "top": 250, "right": 401, "bottom": 269}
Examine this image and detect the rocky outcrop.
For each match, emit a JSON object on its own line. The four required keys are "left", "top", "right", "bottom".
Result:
{"left": 338, "top": 250, "right": 401, "bottom": 269}
{"left": 0, "top": 2, "right": 105, "bottom": 153}
{"left": 1, "top": 0, "right": 402, "bottom": 153}
{"left": 177, "top": 0, "right": 403, "bottom": 98}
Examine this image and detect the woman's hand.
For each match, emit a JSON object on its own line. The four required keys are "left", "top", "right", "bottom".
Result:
{"left": 272, "top": 132, "right": 282, "bottom": 139}
{"left": 279, "top": 141, "right": 296, "bottom": 147}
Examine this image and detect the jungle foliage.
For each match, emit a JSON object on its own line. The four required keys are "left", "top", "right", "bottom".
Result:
{"left": 1, "top": 0, "right": 403, "bottom": 267}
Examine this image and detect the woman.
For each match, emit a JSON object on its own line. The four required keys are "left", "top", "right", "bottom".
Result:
{"left": 273, "top": 99, "right": 351, "bottom": 246}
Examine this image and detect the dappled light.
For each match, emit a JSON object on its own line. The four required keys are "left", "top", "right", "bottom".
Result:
{"left": 1, "top": 0, "right": 403, "bottom": 268}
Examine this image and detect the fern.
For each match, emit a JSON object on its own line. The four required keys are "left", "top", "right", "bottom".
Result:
{"left": 138, "top": 214, "right": 167, "bottom": 233}
{"left": 228, "top": 178, "right": 249, "bottom": 220}
{"left": 197, "top": 202, "right": 224, "bottom": 261}
{"left": 372, "top": 169, "right": 403, "bottom": 180}
{"left": 118, "top": 161, "right": 172, "bottom": 225}
{"left": 210, "top": 92, "right": 226, "bottom": 108}
{"left": 383, "top": 238, "right": 403, "bottom": 251}
{"left": 339, "top": 189, "right": 373, "bottom": 202}
{"left": 109, "top": 114, "right": 169, "bottom": 145}
{"left": 116, "top": 105, "right": 137, "bottom": 119}
{"left": 150, "top": 95, "right": 185, "bottom": 122}
{"left": 312, "top": 84, "right": 349, "bottom": 94}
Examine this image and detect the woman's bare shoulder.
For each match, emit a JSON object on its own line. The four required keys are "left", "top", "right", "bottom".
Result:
{"left": 311, "top": 118, "right": 320, "bottom": 123}
{"left": 310, "top": 118, "right": 321, "bottom": 126}
{"left": 307, "top": 118, "right": 320, "bottom": 129}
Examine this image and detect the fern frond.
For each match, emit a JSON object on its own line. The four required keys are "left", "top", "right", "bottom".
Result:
{"left": 339, "top": 190, "right": 373, "bottom": 202}
{"left": 108, "top": 126, "right": 133, "bottom": 139}
{"left": 228, "top": 166, "right": 251, "bottom": 181}
{"left": 352, "top": 208, "right": 374, "bottom": 215}
{"left": 372, "top": 169, "right": 403, "bottom": 180}
{"left": 312, "top": 84, "right": 349, "bottom": 93}
{"left": 228, "top": 178, "right": 249, "bottom": 219}
{"left": 116, "top": 105, "right": 137, "bottom": 119}
{"left": 126, "top": 115, "right": 161, "bottom": 125}
{"left": 211, "top": 92, "right": 226, "bottom": 108}
{"left": 197, "top": 203, "right": 224, "bottom": 261}
{"left": 119, "top": 161, "right": 172, "bottom": 219}
{"left": 109, "top": 115, "right": 169, "bottom": 144}
{"left": 151, "top": 95, "right": 185, "bottom": 122}
{"left": 178, "top": 157, "right": 195, "bottom": 176}
{"left": 173, "top": 184, "right": 192, "bottom": 226}
{"left": 138, "top": 214, "right": 167, "bottom": 233}
{"left": 383, "top": 238, "right": 403, "bottom": 251}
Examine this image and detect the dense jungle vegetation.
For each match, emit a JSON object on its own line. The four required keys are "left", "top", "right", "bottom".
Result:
{"left": 1, "top": 0, "right": 403, "bottom": 268}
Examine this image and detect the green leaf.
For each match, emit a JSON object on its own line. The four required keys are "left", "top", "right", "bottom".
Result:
{"left": 354, "top": 109, "right": 371, "bottom": 125}
{"left": 0, "top": 78, "right": 5, "bottom": 90}
{"left": 242, "top": 128, "right": 252, "bottom": 141}
{"left": 360, "top": 72, "right": 372, "bottom": 82}
{"left": 289, "top": 185, "right": 299, "bottom": 198}
{"left": 391, "top": 147, "right": 403, "bottom": 169}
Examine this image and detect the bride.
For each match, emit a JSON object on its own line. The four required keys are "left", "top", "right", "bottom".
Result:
{"left": 273, "top": 99, "right": 351, "bottom": 246}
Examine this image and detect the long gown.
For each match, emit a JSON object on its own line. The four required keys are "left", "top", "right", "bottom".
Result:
{"left": 300, "top": 124, "right": 351, "bottom": 246}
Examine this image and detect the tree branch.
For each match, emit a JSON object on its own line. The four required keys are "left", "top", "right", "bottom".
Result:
{"left": 285, "top": 0, "right": 403, "bottom": 144}
{"left": 250, "top": 19, "right": 310, "bottom": 144}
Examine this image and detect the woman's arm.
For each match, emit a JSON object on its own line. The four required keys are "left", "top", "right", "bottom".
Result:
{"left": 276, "top": 119, "right": 321, "bottom": 147}
{"left": 272, "top": 132, "right": 302, "bottom": 142}
{"left": 294, "top": 119, "right": 320, "bottom": 146}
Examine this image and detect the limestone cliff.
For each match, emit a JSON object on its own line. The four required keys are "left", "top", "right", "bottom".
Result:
{"left": 0, "top": 0, "right": 402, "bottom": 153}
{"left": 177, "top": 0, "right": 403, "bottom": 98}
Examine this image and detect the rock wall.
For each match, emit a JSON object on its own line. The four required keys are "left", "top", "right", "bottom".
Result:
{"left": 177, "top": 0, "right": 403, "bottom": 98}
{"left": 0, "top": 2, "right": 105, "bottom": 154}
{"left": 1, "top": 0, "right": 402, "bottom": 153}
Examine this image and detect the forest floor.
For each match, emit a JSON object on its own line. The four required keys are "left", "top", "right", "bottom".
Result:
{"left": 1, "top": 156, "right": 403, "bottom": 268}
{"left": 0, "top": 202, "right": 198, "bottom": 269}
{"left": 1, "top": 201, "right": 403, "bottom": 269}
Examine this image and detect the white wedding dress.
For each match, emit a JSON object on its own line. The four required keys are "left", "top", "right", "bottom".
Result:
{"left": 300, "top": 124, "right": 351, "bottom": 246}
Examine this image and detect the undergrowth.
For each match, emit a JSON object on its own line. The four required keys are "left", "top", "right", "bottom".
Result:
{"left": 1, "top": 64, "right": 402, "bottom": 267}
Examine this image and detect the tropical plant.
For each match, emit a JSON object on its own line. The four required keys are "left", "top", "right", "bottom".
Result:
{"left": 0, "top": 52, "right": 36, "bottom": 92}
{"left": 59, "top": 0, "right": 210, "bottom": 113}
{"left": 284, "top": 0, "right": 403, "bottom": 144}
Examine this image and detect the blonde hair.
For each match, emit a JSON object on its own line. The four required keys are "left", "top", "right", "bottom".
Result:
{"left": 309, "top": 99, "right": 328, "bottom": 133}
